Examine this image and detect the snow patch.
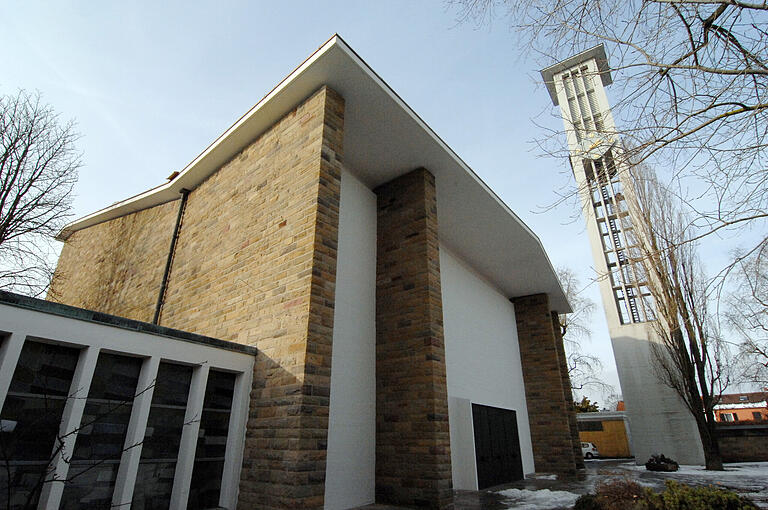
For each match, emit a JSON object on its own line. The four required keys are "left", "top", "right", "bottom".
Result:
{"left": 497, "top": 488, "right": 580, "bottom": 509}
{"left": 527, "top": 473, "right": 558, "bottom": 480}
{"left": 621, "top": 461, "right": 768, "bottom": 478}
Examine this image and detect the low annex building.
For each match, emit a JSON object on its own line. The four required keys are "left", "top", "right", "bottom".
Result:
{"left": 45, "top": 35, "right": 581, "bottom": 509}
{"left": 577, "top": 411, "right": 632, "bottom": 458}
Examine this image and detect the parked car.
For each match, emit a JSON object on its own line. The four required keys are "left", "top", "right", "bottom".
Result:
{"left": 581, "top": 442, "right": 600, "bottom": 459}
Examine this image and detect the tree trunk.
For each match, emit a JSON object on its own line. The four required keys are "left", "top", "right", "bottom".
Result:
{"left": 695, "top": 412, "right": 724, "bottom": 470}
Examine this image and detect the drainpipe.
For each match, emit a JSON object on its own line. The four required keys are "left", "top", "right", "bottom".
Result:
{"left": 153, "top": 188, "right": 190, "bottom": 325}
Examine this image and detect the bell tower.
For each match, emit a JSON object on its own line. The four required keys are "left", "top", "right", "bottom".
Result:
{"left": 541, "top": 46, "right": 705, "bottom": 465}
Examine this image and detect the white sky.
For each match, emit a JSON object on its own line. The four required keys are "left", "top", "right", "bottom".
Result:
{"left": 2, "top": 0, "right": 692, "bottom": 403}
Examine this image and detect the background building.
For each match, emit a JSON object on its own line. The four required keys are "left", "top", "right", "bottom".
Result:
{"left": 715, "top": 391, "right": 768, "bottom": 422}
{"left": 541, "top": 46, "right": 705, "bottom": 465}
{"left": 577, "top": 411, "right": 632, "bottom": 458}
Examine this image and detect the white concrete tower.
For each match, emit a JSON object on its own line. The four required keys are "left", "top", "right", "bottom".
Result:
{"left": 541, "top": 46, "right": 705, "bottom": 465}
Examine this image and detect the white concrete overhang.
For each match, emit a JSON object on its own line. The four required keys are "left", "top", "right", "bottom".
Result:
{"left": 57, "top": 34, "right": 571, "bottom": 313}
{"left": 541, "top": 44, "right": 612, "bottom": 106}
{"left": 577, "top": 411, "right": 628, "bottom": 421}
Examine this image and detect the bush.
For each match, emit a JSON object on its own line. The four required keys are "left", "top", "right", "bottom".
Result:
{"left": 643, "top": 480, "right": 758, "bottom": 510}
{"left": 596, "top": 478, "right": 646, "bottom": 510}
{"left": 571, "top": 479, "right": 758, "bottom": 510}
{"left": 645, "top": 454, "right": 679, "bottom": 472}
{"left": 574, "top": 494, "right": 604, "bottom": 510}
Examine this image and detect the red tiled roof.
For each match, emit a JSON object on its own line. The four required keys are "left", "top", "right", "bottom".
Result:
{"left": 716, "top": 391, "right": 768, "bottom": 405}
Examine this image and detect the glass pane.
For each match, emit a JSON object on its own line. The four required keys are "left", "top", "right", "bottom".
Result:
{"left": 133, "top": 461, "right": 177, "bottom": 509}
{"left": 61, "top": 353, "right": 143, "bottom": 508}
{"left": 132, "top": 362, "right": 193, "bottom": 510}
{"left": 62, "top": 463, "right": 120, "bottom": 509}
{"left": 0, "top": 341, "right": 80, "bottom": 510}
{"left": 187, "top": 371, "right": 236, "bottom": 510}
{"left": 8, "top": 340, "right": 80, "bottom": 396}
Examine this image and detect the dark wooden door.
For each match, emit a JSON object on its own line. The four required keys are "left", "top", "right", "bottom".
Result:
{"left": 472, "top": 403, "right": 524, "bottom": 489}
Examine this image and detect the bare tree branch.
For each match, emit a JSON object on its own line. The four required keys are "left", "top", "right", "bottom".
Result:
{"left": 0, "top": 90, "right": 79, "bottom": 297}
{"left": 448, "top": 0, "right": 768, "bottom": 287}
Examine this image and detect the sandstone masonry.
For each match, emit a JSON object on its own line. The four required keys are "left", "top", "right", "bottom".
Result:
{"left": 552, "top": 312, "right": 586, "bottom": 471}
{"left": 374, "top": 169, "right": 453, "bottom": 509}
{"left": 512, "top": 293, "right": 580, "bottom": 477}
{"left": 52, "top": 86, "right": 345, "bottom": 510}
{"left": 51, "top": 201, "right": 177, "bottom": 322}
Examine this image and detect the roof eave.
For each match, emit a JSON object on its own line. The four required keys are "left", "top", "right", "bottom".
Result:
{"left": 56, "top": 35, "right": 572, "bottom": 312}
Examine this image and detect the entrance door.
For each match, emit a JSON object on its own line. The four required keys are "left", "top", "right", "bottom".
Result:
{"left": 472, "top": 403, "right": 524, "bottom": 489}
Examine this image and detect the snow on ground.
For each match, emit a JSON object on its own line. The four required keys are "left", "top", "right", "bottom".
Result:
{"left": 618, "top": 461, "right": 768, "bottom": 508}
{"left": 621, "top": 461, "right": 768, "bottom": 478}
{"left": 497, "top": 488, "right": 580, "bottom": 510}
{"left": 488, "top": 461, "right": 768, "bottom": 509}
{"left": 527, "top": 473, "right": 559, "bottom": 480}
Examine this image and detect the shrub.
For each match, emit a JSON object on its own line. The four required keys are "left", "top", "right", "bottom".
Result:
{"left": 572, "top": 478, "right": 648, "bottom": 510}
{"left": 643, "top": 480, "right": 758, "bottom": 510}
{"left": 574, "top": 494, "right": 603, "bottom": 510}
{"left": 645, "top": 454, "right": 679, "bottom": 472}
{"left": 595, "top": 478, "right": 646, "bottom": 510}
{"left": 570, "top": 479, "right": 757, "bottom": 510}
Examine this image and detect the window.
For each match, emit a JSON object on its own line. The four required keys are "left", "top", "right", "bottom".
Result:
{"left": 132, "top": 362, "right": 194, "bottom": 510}
{"left": 753, "top": 412, "right": 763, "bottom": 421}
{"left": 739, "top": 395, "right": 748, "bottom": 402}
{"left": 188, "top": 370, "right": 237, "bottom": 510}
{"left": 0, "top": 341, "right": 80, "bottom": 510}
{"left": 61, "top": 353, "right": 143, "bottom": 507}
{"left": 0, "top": 300, "right": 255, "bottom": 510}
{"left": 578, "top": 421, "right": 604, "bottom": 432}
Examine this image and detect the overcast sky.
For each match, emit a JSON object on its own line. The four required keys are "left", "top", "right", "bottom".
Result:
{"left": 1, "top": 1, "right": 631, "bottom": 401}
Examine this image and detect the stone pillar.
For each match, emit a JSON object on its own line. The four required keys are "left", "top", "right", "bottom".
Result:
{"left": 374, "top": 168, "right": 453, "bottom": 509}
{"left": 552, "top": 312, "right": 586, "bottom": 470}
{"left": 512, "top": 293, "right": 578, "bottom": 477}
{"left": 233, "top": 87, "right": 345, "bottom": 510}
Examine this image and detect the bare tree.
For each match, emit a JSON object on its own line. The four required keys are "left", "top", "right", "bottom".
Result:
{"left": 556, "top": 266, "right": 614, "bottom": 396}
{"left": 726, "top": 243, "right": 768, "bottom": 385}
{"left": 0, "top": 90, "right": 79, "bottom": 297}
{"left": 624, "top": 163, "right": 731, "bottom": 470}
{"left": 449, "top": 0, "right": 768, "bottom": 282}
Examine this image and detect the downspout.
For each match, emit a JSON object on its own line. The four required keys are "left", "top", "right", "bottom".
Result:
{"left": 153, "top": 188, "right": 190, "bottom": 325}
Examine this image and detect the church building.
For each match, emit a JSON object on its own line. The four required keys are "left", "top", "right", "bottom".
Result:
{"left": 21, "top": 35, "right": 582, "bottom": 509}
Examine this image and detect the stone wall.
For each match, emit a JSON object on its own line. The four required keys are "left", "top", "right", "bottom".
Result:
{"left": 374, "top": 168, "right": 453, "bottom": 509}
{"left": 717, "top": 424, "right": 768, "bottom": 462}
{"left": 51, "top": 86, "right": 345, "bottom": 509}
{"left": 512, "top": 293, "right": 579, "bottom": 477}
{"left": 50, "top": 201, "right": 178, "bottom": 323}
{"left": 552, "top": 313, "right": 585, "bottom": 470}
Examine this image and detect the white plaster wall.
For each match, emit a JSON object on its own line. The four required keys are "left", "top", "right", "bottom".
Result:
{"left": 324, "top": 168, "right": 377, "bottom": 509}
{"left": 440, "top": 246, "right": 534, "bottom": 490}
{"left": 610, "top": 324, "right": 705, "bottom": 465}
